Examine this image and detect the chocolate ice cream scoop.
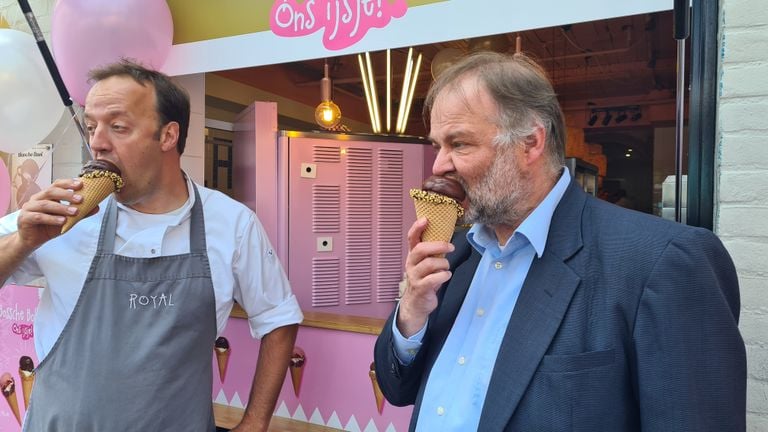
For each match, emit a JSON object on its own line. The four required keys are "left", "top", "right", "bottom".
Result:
{"left": 79, "top": 159, "right": 124, "bottom": 192}
{"left": 19, "top": 356, "right": 34, "bottom": 372}
{"left": 290, "top": 352, "right": 305, "bottom": 368}
{"left": 422, "top": 175, "right": 466, "bottom": 202}
{"left": 214, "top": 336, "right": 229, "bottom": 351}
{"left": 80, "top": 159, "right": 121, "bottom": 176}
{"left": 0, "top": 373, "right": 14, "bottom": 396}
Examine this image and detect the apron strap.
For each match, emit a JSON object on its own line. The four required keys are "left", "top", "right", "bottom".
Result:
{"left": 95, "top": 181, "right": 208, "bottom": 255}
{"left": 96, "top": 196, "right": 118, "bottom": 254}
{"left": 189, "top": 183, "right": 207, "bottom": 254}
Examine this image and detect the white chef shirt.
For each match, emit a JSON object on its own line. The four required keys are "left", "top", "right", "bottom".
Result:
{"left": 0, "top": 177, "right": 303, "bottom": 361}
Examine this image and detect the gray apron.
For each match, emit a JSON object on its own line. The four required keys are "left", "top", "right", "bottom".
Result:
{"left": 24, "top": 184, "right": 216, "bottom": 431}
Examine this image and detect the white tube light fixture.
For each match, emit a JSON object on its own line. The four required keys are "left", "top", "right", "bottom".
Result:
{"left": 358, "top": 54, "right": 378, "bottom": 133}
{"left": 400, "top": 52, "right": 422, "bottom": 134}
{"left": 365, "top": 52, "right": 382, "bottom": 133}
{"left": 358, "top": 47, "right": 423, "bottom": 135}
{"left": 396, "top": 48, "right": 414, "bottom": 134}
{"left": 386, "top": 49, "right": 391, "bottom": 133}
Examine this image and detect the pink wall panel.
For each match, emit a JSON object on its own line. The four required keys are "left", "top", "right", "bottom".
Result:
{"left": 287, "top": 137, "right": 427, "bottom": 318}
{"left": 0, "top": 285, "right": 42, "bottom": 431}
{"left": 233, "top": 102, "right": 282, "bottom": 259}
{"left": 213, "top": 318, "right": 412, "bottom": 431}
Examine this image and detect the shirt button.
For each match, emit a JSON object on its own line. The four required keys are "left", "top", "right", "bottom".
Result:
{"left": 458, "top": 356, "right": 466, "bottom": 365}
{"left": 494, "top": 261, "right": 503, "bottom": 269}
{"left": 476, "top": 308, "right": 485, "bottom": 317}
{"left": 437, "top": 406, "right": 445, "bottom": 416}
{"left": 151, "top": 248, "right": 156, "bottom": 254}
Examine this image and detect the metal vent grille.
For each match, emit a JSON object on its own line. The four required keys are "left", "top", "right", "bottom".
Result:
{"left": 377, "top": 149, "right": 404, "bottom": 302}
{"left": 345, "top": 147, "right": 373, "bottom": 305}
{"left": 313, "top": 145, "right": 341, "bottom": 163}
{"left": 312, "top": 258, "right": 340, "bottom": 307}
{"left": 312, "top": 185, "right": 340, "bottom": 233}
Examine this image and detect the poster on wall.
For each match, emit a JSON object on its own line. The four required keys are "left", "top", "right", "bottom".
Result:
{"left": 0, "top": 153, "right": 11, "bottom": 218}
{"left": 0, "top": 285, "right": 41, "bottom": 430}
{"left": 8, "top": 144, "right": 52, "bottom": 213}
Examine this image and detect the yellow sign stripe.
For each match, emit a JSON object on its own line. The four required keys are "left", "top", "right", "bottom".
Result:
{"left": 168, "top": 0, "right": 447, "bottom": 44}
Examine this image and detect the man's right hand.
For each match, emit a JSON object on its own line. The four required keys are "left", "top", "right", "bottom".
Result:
{"left": 15, "top": 178, "right": 85, "bottom": 251}
{"left": 396, "top": 218, "right": 455, "bottom": 338}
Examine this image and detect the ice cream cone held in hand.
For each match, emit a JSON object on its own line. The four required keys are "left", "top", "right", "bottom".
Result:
{"left": 369, "top": 362, "right": 385, "bottom": 414}
{"left": 1, "top": 372, "right": 21, "bottom": 425}
{"left": 410, "top": 175, "right": 466, "bottom": 250}
{"left": 61, "top": 159, "right": 124, "bottom": 234}
{"left": 18, "top": 356, "right": 34, "bottom": 409}
{"left": 214, "top": 337, "right": 230, "bottom": 383}
{"left": 289, "top": 347, "right": 305, "bottom": 397}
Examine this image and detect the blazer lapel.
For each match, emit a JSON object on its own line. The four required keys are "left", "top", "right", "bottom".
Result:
{"left": 478, "top": 180, "right": 587, "bottom": 431}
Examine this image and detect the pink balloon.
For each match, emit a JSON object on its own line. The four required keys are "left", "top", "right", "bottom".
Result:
{"left": 51, "top": 0, "right": 174, "bottom": 105}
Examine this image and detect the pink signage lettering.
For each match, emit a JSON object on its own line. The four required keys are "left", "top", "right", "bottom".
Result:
{"left": 270, "top": 0, "right": 408, "bottom": 50}
{"left": 11, "top": 323, "right": 34, "bottom": 340}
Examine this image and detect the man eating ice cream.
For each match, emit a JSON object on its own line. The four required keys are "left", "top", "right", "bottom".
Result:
{"left": 0, "top": 60, "right": 302, "bottom": 432}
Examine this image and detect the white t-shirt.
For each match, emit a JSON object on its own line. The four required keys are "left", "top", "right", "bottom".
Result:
{"left": 0, "top": 178, "right": 303, "bottom": 360}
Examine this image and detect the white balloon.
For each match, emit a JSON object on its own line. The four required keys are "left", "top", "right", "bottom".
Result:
{"left": 0, "top": 29, "right": 64, "bottom": 154}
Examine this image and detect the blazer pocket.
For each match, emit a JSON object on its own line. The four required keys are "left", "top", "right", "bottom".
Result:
{"left": 538, "top": 348, "right": 615, "bottom": 373}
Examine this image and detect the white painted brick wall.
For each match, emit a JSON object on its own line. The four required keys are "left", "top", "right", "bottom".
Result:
{"left": 719, "top": 0, "right": 768, "bottom": 429}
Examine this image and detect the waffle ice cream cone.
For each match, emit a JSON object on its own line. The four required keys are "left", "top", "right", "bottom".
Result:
{"left": 18, "top": 356, "right": 34, "bottom": 409}
{"left": 215, "top": 350, "right": 230, "bottom": 382}
{"left": 410, "top": 176, "right": 466, "bottom": 256}
{"left": 214, "top": 337, "right": 230, "bottom": 383}
{"left": 19, "top": 372, "right": 33, "bottom": 409}
{"left": 1, "top": 373, "right": 21, "bottom": 425}
{"left": 410, "top": 190, "right": 464, "bottom": 244}
{"left": 61, "top": 160, "right": 124, "bottom": 234}
{"left": 289, "top": 347, "right": 305, "bottom": 397}
{"left": 369, "top": 362, "right": 385, "bottom": 414}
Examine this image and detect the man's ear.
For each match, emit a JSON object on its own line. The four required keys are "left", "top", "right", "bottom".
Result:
{"left": 159, "top": 122, "right": 180, "bottom": 153}
{"left": 522, "top": 125, "right": 546, "bottom": 165}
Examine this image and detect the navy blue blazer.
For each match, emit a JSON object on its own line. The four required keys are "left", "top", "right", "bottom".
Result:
{"left": 374, "top": 180, "right": 746, "bottom": 431}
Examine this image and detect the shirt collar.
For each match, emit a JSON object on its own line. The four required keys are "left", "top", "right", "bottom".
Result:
{"left": 467, "top": 167, "right": 571, "bottom": 258}
{"left": 115, "top": 173, "right": 195, "bottom": 226}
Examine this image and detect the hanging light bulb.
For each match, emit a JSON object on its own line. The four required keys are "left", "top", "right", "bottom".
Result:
{"left": 315, "top": 59, "right": 342, "bottom": 129}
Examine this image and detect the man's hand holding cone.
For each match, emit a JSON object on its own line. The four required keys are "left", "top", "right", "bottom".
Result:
{"left": 398, "top": 175, "right": 466, "bottom": 338}
{"left": 61, "top": 159, "right": 124, "bottom": 234}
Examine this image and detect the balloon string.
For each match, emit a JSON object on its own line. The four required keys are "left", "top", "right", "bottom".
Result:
{"left": 66, "top": 104, "right": 92, "bottom": 159}
{"left": 16, "top": 0, "right": 92, "bottom": 158}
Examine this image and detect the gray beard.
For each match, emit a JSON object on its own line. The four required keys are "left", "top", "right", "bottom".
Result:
{"left": 458, "top": 147, "right": 532, "bottom": 228}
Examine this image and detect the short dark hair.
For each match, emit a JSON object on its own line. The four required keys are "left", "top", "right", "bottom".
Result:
{"left": 88, "top": 59, "right": 190, "bottom": 154}
{"left": 424, "top": 51, "right": 566, "bottom": 176}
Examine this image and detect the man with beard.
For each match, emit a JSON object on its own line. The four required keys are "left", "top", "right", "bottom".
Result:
{"left": 373, "top": 52, "right": 745, "bottom": 431}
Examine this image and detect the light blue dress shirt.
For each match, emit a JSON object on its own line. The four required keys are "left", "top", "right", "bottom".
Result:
{"left": 393, "top": 168, "right": 571, "bottom": 431}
